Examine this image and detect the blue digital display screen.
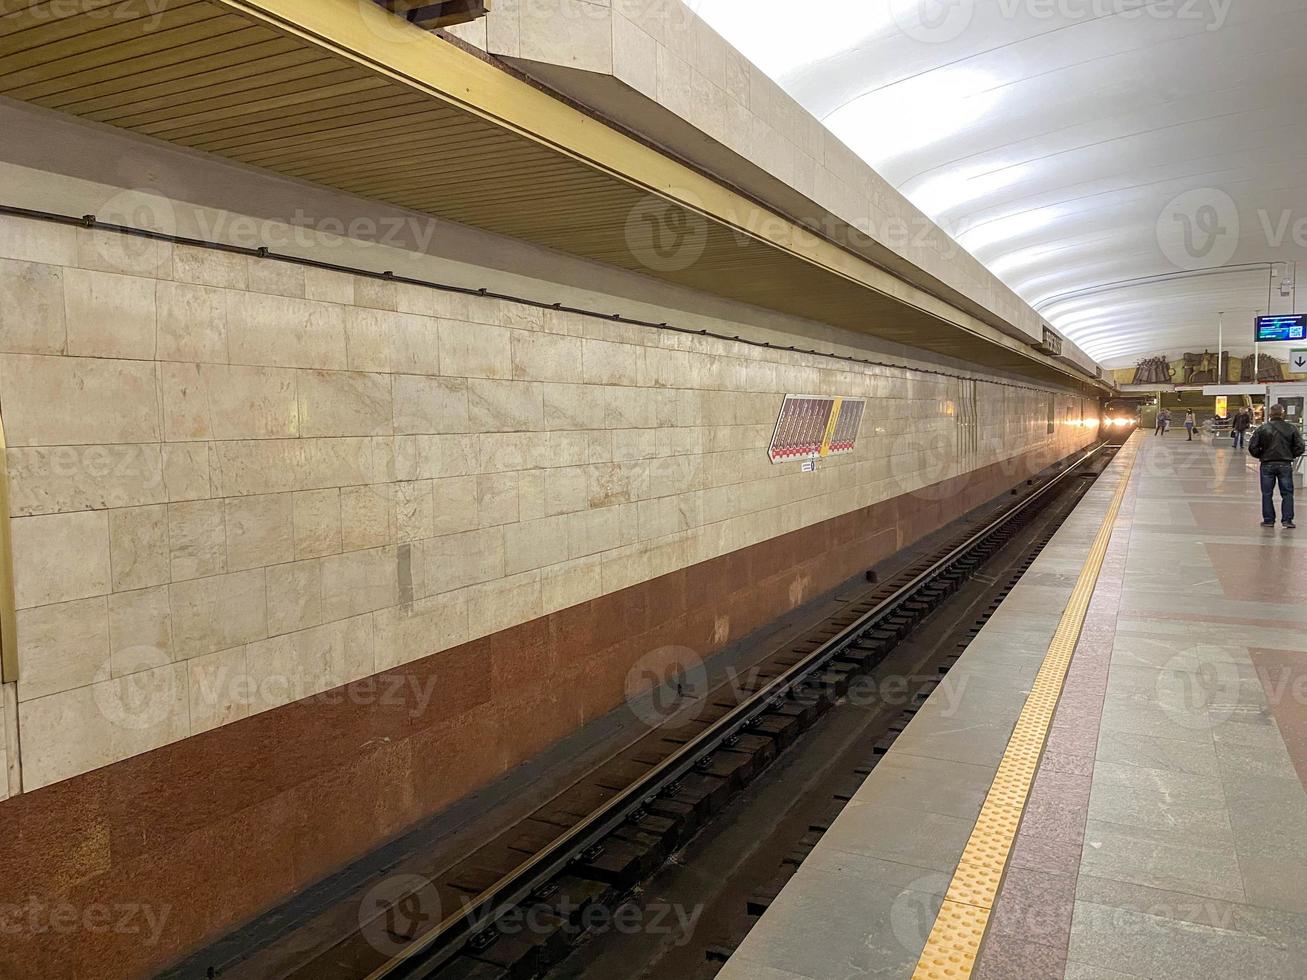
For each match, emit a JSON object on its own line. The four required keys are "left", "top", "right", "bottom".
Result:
{"left": 1255, "top": 314, "right": 1307, "bottom": 343}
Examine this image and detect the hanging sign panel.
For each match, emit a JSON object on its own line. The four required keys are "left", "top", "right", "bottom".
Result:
{"left": 768, "top": 395, "right": 866, "bottom": 464}
{"left": 1255, "top": 314, "right": 1307, "bottom": 343}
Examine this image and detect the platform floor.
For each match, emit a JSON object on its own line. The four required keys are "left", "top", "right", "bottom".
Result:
{"left": 720, "top": 432, "right": 1307, "bottom": 980}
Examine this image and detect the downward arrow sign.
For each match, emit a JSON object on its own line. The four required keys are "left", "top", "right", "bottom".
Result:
{"left": 1296, "top": 357, "right": 1307, "bottom": 369}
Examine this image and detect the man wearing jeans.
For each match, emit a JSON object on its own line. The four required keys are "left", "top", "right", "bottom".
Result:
{"left": 1232, "top": 407, "right": 1251, "bottom": 449}
{"left": 1249, "top": 404, "right": 1306, "bottom": 528}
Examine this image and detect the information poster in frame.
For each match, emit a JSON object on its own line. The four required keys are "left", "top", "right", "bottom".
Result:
{"left": 768, "top": 395, "right": 866, "bottom": 464}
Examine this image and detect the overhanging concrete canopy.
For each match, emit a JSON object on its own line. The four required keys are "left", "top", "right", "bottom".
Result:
{"left": 0, "top": 0, "right": 1105, "bottom": 390}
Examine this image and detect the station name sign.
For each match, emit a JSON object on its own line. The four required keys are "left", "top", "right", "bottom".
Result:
{"left": 1254, "top": 314, "right": 1307, "bottom": 343}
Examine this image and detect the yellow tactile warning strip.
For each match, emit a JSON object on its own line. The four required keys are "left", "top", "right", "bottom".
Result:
{"left": 911, "top": 443, "right": 1137, "bottom": 980}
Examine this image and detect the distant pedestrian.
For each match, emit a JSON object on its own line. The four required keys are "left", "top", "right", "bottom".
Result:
{"left": 1184, "top": 410, "right": 1196, "bottom": 440}
{"left": 1232, "top": 407, "right": 1251, "bottom": 449}
{"left": 1249, "top": 404, "right": 1305, "bottom": 528}
{"left": 1155, "top": 408, "right": 1171, "bottom": 436}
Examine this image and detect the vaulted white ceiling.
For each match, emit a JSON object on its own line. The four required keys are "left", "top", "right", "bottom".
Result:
{"left": 689, "top": 0, "right": 1307, "bottom": 368}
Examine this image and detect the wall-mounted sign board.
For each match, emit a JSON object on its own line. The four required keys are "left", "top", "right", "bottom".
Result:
{"left": 1254, "top": 314, "right": 1307, "bottom": 343}
{"left": 768, "top": 395, "right": 866, "bottom": 464}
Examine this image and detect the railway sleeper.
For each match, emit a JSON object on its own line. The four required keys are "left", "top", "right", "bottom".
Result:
{"left": 746, "top": 867, "right": 798, "bottom": 917}
{"left": 746, "top": 711, "right": 802, "bottom": 748}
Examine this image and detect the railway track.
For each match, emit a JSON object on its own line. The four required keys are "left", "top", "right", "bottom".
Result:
{"left": 315, "top": 442, "right": 1119, "bottom": 980}
{"left": 178, "top": 440, "right": 1118, "bottom": 980}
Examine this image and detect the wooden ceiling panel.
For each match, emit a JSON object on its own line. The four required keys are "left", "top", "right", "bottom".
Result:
{"left": 0, "top": 0, "right": 1094, "bottom": 388}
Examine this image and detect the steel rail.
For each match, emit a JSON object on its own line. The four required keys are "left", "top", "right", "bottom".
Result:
{"left": 368, "top": 441, "right": 1112, "bottom": 980}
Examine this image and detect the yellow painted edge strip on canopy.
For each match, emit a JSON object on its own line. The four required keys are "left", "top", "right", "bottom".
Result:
{"left": 205, "top": 0, "right": 1098, "bottom": 388}
{"left": 912, "top": 438, "right": 1137, "bottom": 980}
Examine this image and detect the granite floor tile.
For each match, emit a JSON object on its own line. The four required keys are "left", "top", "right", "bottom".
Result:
{"left": 1009, "top": 830, "right": 1084, "bottom": 877}
{"left": 1075, "top": 873, "right": 1307, "bottom": 949}
{"left": 1093, "top": 728, "right": 1221, "bottom": 777}
{"left": 1079, "top": 819, "right": 1244, "bottom": 903}
{"left": 723, "top": 860, "right": 944, "bottom": 979}
{"left": 974, "top": 933, "right": 1067, "bottom": 980}
{"left": 986, "top": 865, "right": 1077, "bottom": 949}
{"left": 853, "top": 754, "right": 993, "bottom": 821}
{"left": 1068, "top": 898, "right": 1301, "bottom": 980}
{"left": 816, "top": 801, "right": 975, "bottom": 874}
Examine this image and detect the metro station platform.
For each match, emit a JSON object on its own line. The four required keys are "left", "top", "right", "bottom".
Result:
{"left": 721, "top": 431, "right": 1307, "bottom": 980}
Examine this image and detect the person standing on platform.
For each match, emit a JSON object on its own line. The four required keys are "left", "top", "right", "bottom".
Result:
{"left": 1155, "top": 407, "right": 1170, "bottom": 436}
{"left": 1232, "top": 407, "right": 1251, "bottom": 449}
{"left": 1184, "top": 410, "right": 1196, "bottom": 440}
{"left": 1249, "top": 403, "right": 1305, "bottom": 529}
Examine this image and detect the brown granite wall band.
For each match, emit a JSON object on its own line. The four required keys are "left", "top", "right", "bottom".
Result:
{"left": 0, "top": 439, "right": 1088, "bottom": 979}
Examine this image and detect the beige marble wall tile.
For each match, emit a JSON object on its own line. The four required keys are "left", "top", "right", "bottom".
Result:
{"left": 64, "top": 268, "right": 157, "bottom": 360}
{"left": 162, "top": 443, "right": 211, "bottom": 501}
{"left": 162, "top": 362, "right": 298, "bottom": 441}
{"left": 209, "top": 437, "right": 379, "bottom": 497}
{"left": 431, "top": 475, "right": 478, "bottom": 536}
{"left": 387, "top": 311, "right": 442, "bottom": 376}
{"left": 478, "top": 432, "right": 550, "bottom": 473}
{"left": 476, "top": 472, "right": 519, "bottom": 527}
{"left": 306, "top": 267, "right": 354, "bottom": 305}
{"left": 0, "top": 354, "right": 159, "bottom": 447}
{"left": 320, "top": 546, "right": 400, "bottom": 621}
{"left": 168, "top": 499, "right": 226, "bottom": 580}
{"left": 438, "top": 318, "right": 511, "bottom": 379}
{"left": 503, "top": 515, "right": 569, "bottom": 576}
{"left": 17, "top": 686, "right": 115, "bottom": 791}
{"left": 393, "top": 374, "right": 468, "bottom": 434}
{"left": 170, "top": 568, "right": 268, "bottom": 659}
{"left": 108, "top": 504, "right": 169, "bottom": 591}
{"left": 353, "top": 277, "right": 397, "bottom": 311}
{"left": 267, "top": 557, "right": 324, "bottom": 636}
{"left": 76, "top": 227, "right": 171, "bottom": 279}
{"left": 297, "top": 369, "right": 392, "bottom": 438}
{"left": 292, "top": 488, "right": 342, "bottom": 559}
{"left": 582, "top": 338, "right": 643, "bottom": 385}
{"left": 393, "top": 433, "right": 480, "bottom": 482}
{"left": 247, "top": 259, "right": 305, "bottom": 298}
{"left": 11, "top": 510, "right": 110, "bottom": 609}
{"left": 394, "top": 480, "right": 434, "bottom": 542}
{"left": 8, "top": 444, "right": 165, "bottom": 516}
{"left": 224, "top": 493, "right": 294, "bottom": 571}
{"left": 107, "top": 586, "right": 173, "bottom": 675}
{"left": 174, "top": 244, "right": 247, "bottom": 289}
{"left": 541, "top": 553, "right": 602, "bottom": 611}
{"left": 226, "top": 292, "right": 347, "bottom": 370}
{"left": 0, "top": 258, "right": 65, "bottom": 355}
{"left": 373, "top": 590, "right": 468, "bottom": 671}
{"left": 241, "top": 634, "right": 295, "bottom": 714}
{"left": 0, "top": 215, "right": 75, "bottom": 266}
{"left": 466, "top": 568, "right": 542, "bottom": 638}
{"left": 15, "top": 596, "right": 110, "bottom": 702}
{"left": 155, "top": 281, "right": 228, "bottom": 363}
{"left": 511, "top": 330, "right": 583, "bottom": 382}
{"left": 543, "top": 382, "right": 606, "bottom": 431}
{"left": 340, "top": 485, "right": 393, "bottom": 551}
{"left": 468, "top": 379, "right": 544, "bottom": 432}
{"left": 418, "top": 527, "right": 504, "bottom": 596}
{"left": 188, "top": 645, "right": 249, "bottom": 734}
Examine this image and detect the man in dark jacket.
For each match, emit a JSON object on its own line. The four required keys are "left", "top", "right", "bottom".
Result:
{"left": 1248, "top": 404, "right": 1306, "bottom": 528}
{"left": 1232, "top": 407, "right": 1252, "bottom": 449}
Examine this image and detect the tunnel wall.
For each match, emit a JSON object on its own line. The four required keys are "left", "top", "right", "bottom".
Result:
{"left": 0, "top": 206, "right": 1096, "bottom": 974}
